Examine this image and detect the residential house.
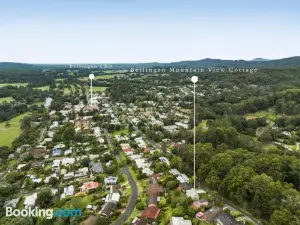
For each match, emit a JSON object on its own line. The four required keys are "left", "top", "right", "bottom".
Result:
{"left": 141, "top": 206, "right": 161, "bottom": 220}
{"left": 75, "top": 167, "right": 89, "bottom": 178}
{"left": 191, "top": 200, "right": 210, "bottom": 210}
{"left": 61, "top": 158, "right": 75, "bottom": 166}
{"left": 159, "top": 157, "right": 170, "bottom": 166}
{"left": 63, "top": 172, "right": 75, "bottom": 180}
{"left": 104, "top": 176, "right": 118, "bottom": 185}
{"left": 142, "top": 168, "right": 154, "bottom": 176}
{"left": 148, "top": 183, "right": 164, "bottom": 195}
{"left": 282, "top": 131, "right": 292, "bottom": 138}
{"left": 148, "top": 193, "right": 158, "bottom": 207}
{"left": 55, "top": 143, "right": 66, "bottom": 149}
{"left": 52, "top": 148, "right": 62, "bottom": 157}
{"left": 215, "top": 213, "right": 241, "bottom": 225}
{"left": 124, "top": 148, "right": 133, "bottom": 156}
{"left": 99, "top": 201, "right": 117, "bottom": 217}
{"left": 24, "top": 193, "right": 38, "bottom": 208}
{"left": 149, "top": 174, "right": 162, "bottom": 184}
{"left": 131, "top": 218, "right": 151, "bottom": 225}
{"left": 135, "top": 158, "right": 151, "bottom": 169}
{"left": 94, "top": 127, "right": 101, "bottom": 137}
{"left": 105, "top": 193, "right": 120, "bottom": 202}
{"left": 89, "top": 154, "right": 100, "bottom": 160}
{"left": 52, "top": 159, "right": 61, "bottom": 169}
{"left": 177, "top": 174, "right": 189, "bottom": 183}
{"left": 80, "top": 181, "right": 100, "bottom": 193}
{"left": 179, "top": 183, "right": 192, "bottom": 193}
{"left": 175, "top": 122, "right": 189, "bottom": 129}
{"left": 169, "top": 169, "right": 180, "bottom": 176}
{"left": 186, "top": 188, "right": 199, "bottom": 200}
{"left": 31, "top": 147, "right": 47, "bottom": 159}
{"left": 61, "top": 185, "right": 74, "bottom": 199}
{"left": 164, "top": 125, "right": 177, "bottom": 133}
{"left": 17, "top": 164, "right": 27, "bottom": 170}
{"left": 90, "top": 162, "right": 104, "bottom": 173}
{"left": 196, "top": 207, "right": 223, "bottom": 223}
{"left": 31, "top": 161, "right": 44, "bottom": 169}
{"left": 120, "top": 143, "right": 131, "bottom": 150}
{"left": 64, "top": 149, "right": 72, "bottom": 156}
{"left": 170, "top": 217, "right": 192, "bottom": 225}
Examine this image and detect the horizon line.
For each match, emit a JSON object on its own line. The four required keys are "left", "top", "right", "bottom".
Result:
{"left": 1, "top": 56, "right": 300, "bottom": 65}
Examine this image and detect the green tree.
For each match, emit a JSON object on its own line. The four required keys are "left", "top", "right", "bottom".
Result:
{"left": 36, "top": 189, "right": 53, "bottom": 208}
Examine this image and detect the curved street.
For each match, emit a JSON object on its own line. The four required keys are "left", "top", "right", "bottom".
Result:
{"left": 114, "top": 165, "right": 138, "bottom": 225}
{"left": 103, "top": 128, "right": 138, "bottom": 225}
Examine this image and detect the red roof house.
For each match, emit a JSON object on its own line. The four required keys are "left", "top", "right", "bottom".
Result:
{"left": 141, "top": 206, "right": 161, "bottom": 220}
{"left": 80, "top": 181, "right": 100, "bottom": 192}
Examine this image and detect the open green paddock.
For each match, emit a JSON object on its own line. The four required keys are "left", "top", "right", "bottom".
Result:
{"left": 0, "top": 112, "right": 31, "bottom": 147}
{"left": 0, "top": 83, "right": 28, "bottom": 88}
{"left": 0, "top": 97, "right": 15, "bottom": 103}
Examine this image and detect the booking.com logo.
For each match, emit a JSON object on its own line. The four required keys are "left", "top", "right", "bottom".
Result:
{"left": 6, "top": 207, "right": 82, "bottom": 219}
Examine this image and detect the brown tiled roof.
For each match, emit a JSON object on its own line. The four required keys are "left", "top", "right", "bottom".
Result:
{"left": 31, "top": 148, "right": 47, "bottom": 157}
{"left": 141, "top": 206, "right": 161, "bottom": 220}
{"left": 148, "top": 183, "right": 164, "bottom": 195}
{"left": 148, "top": 193, "right": 157, "bottom": 206}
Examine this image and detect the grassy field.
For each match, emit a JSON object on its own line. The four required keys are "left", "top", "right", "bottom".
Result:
{"left": 97, "top": 75, "right": 115, "bottom": 79}
{"left": 33, "top": 86, "right": 50, "bottom": 91}
{"left": 245, "top": 109, "right": 278, "bottom": 121}
{"left": 112, "top": 129, "right": 129, "bottom": 136}
{"left": 93, "top": 86, "right": 107, "bottom": 92}
{"left": 0, "top": 97, "right": 14, "bottom": 103}
{"left": 103, "top": 70, "right": 127, "bottom": 73}
{"left": 79, "top": 75, "right": 118, "bottom": 81}
{"left": 0, "top": 83, "right": 28, "bottom": 87}
{"left": 0, "top": 112, "right": 31, "bottom": 147}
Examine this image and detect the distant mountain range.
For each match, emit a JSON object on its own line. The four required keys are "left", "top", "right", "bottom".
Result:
{"left": 251, "top": 58, "right": 270, "bottom": 62}
{"left": 0, "top": 62, "right": 37, "bottom": 70}
{"left": 0, "top": 56, "right": 300, "bottom": 70}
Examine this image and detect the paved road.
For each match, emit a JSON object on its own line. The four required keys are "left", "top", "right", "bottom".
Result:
{"left": 103, "top": 128, "right": 138, "bottom": 225}
{"left": 114, "top": 165, "right": 138, "bottom": 225}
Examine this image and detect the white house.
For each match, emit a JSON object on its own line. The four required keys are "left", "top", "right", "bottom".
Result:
{"left": 142, "top": 168, "right": 154, "bottom": 176}
{"left": 177, "top": 174, "right": 189, "bottom": 183}
{"left": 170, "top": 217, "right": 192, "bottom": 225}
{"left": 104, "top": 176, "right": 118, "bottom": 185}
{"left": 24, "top": 193, "right": 38, "bottom": 208}
{"left": 63, "top": 172, "right": 75, "bottom": 180}
{"left": 186, "top": 189, "right": 199, "bottom": 200}
{"left": 61, "top": 158, "right": 75, "bottom": 166}
{"left": 64, "top": 149, "right": 72, "bottom": 156}
{"left": 105, "top": 193, "right": 120, "bottom": 202}
{"left": 169, "top": 169, "right": 180, "bottom": 176}
{"left": 159, "top": 157, "right": 170, "bottom": 166}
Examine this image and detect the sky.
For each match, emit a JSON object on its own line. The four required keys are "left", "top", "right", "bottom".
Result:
{"left": 0, "top": 0, "right": 300, "bottom": 63}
